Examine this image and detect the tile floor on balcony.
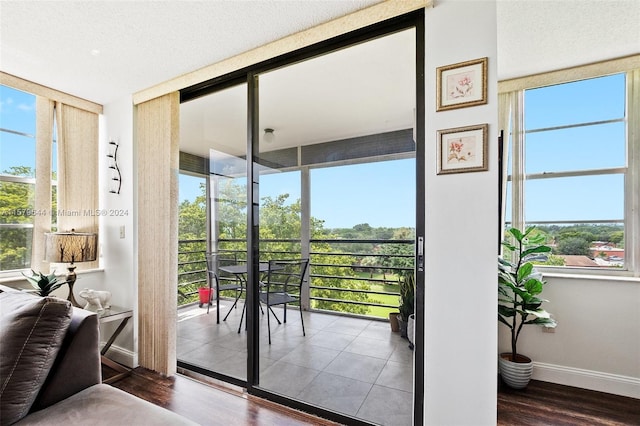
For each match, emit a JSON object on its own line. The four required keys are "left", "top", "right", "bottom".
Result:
{"left": 177, "top": 299, "right": 414, "bottom": 426}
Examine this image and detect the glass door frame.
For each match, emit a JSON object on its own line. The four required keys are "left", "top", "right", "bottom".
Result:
{"left": 180, "top": 10, "right": 425, "bottom": 425}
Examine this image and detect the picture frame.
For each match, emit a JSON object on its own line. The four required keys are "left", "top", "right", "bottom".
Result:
{"left": 437, "top": 124, "right": 488, "bottom": 175}
{"left": 436, "top": 57, "right": 487, "bottom": 111}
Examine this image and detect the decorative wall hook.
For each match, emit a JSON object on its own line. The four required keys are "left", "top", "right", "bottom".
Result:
{"left": 107, "top": 140, "right": 122, "bottom": 194}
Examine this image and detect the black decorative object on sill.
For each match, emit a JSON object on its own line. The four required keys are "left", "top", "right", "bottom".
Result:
{"left": 107, "top": 140, "right": 122, "bottom": 194}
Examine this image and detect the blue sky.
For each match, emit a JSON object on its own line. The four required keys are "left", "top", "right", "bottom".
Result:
{"left": 507, "top": 73, "right": 625, "bottom": 223}
{"left": 0, "top": 86, "right": 38, "bottom": 175}
{"left": 3, "top": 73, "right": 626, "bottom": 229}
{"left": 179, "top": 159, "right": 416, "bottom": 229}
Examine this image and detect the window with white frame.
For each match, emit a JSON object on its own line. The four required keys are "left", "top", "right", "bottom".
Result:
{"left": 504, "top": 69, "right": 639, "bottom": 273}
{"left": 0, "top": 84, "right": 57, "bottom": 272}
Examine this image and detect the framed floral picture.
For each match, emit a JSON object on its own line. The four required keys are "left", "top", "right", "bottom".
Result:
{"left": 437, "top": 124, "right": 488, "bottom": 174}
{"left": 436, "top": 57, "right": 487, "bottom": 111}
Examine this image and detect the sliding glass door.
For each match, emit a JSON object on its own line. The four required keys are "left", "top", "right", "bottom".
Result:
{"left": 178, "top": 83, "right": 249, "bottom": 383}
{"left": 177, "top": 11, "right": 424, "bottom": 425}
{"left": 253, "top": 28, "right": 417, "bottom": 425}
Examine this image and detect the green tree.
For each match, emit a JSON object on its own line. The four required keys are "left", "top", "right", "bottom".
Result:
{"left": 177, "top": 180, "right": 207, "bottom": 304}
{"left": 176, "top": 178, "right": 414, "bottom": 316}
{"left": 0, "top": 166, "right": 36, "bottom": 270}
{"left": 556, "top": 237, "right": 591, "bottom": 256}
{"left": 379, "top": 228, "right": 415, "bottom": 280}
{"left": 609, "top": 231, "right": 624, "bottom": 246}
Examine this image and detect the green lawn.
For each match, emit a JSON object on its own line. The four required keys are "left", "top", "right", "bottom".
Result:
{"left": 366, "top": 283, "right": 398, "bottom": 318}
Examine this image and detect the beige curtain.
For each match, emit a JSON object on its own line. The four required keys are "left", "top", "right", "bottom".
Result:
{"left": 30, "top": 97, "right": 55, "bottom": 271}
{"left": 55, "top": 102, "right": 99, "bottom": 269}
{"left": 136, "top": 92, "right": 179, "bottom": 376}
{"left": 627, "top": 69, "right": 640, "bottom": 275}
{"left": 498, "top": 90, "right": 524, "bottom": 235}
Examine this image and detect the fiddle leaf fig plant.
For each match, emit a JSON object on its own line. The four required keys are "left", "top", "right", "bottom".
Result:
{"left": 499, "top": 227, "right": 557, "bottom": 361}
{"left": 22, "top": 269, "right": 66, "bottom": 297}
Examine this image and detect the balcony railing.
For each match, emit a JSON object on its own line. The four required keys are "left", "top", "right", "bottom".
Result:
{"left": 177, "top": 238, "right": 414, "bottom": 319}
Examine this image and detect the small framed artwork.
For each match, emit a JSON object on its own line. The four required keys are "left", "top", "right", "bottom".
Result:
{"left": 436, "top": 57, "right": 487, "bottom": 111}
{"left": 437, "top": 124, "right": 488, "bottom": 175}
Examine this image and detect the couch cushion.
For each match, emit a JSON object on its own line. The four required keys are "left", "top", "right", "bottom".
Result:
{"left": 15, "top": 384, "right": 198, "bottom": 425}
{"left": 0, "top": 292, "right": 72, "bottom": 425}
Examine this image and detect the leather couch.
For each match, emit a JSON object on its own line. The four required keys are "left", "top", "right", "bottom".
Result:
{"left": 0, "top": 286, "right": 196, "bottom": 425}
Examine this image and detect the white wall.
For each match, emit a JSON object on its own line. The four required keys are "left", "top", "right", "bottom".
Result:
{"left": 498, "top": 275, "right": 640, "bottom": 398}
{"left": 97, "top": 96, "right": 137, "bottom": 366}
{"left": 424, "top": 1, "right": 498, "bottom": 424}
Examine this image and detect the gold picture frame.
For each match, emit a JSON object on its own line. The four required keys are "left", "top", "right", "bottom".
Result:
{"left": 436, "top": 57, "right": 488, "bottom": 111}
{"left": 437, "top": 124, "right": 488, "bottom": 175}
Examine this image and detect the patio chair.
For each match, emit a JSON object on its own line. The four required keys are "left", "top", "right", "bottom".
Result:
{"left": 205, "top": 252, "right": 242, "bottom": 323}
{"left": 259, "top": 259, "right": 309, "bottom": 344}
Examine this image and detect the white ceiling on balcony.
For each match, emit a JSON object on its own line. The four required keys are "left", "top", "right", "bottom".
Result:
{"left": 180, "top": 28, "right": 416, "bottom": 157}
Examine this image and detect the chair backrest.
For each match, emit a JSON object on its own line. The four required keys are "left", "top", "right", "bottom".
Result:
{"left": 264, "top": 259, "right": 309, "bottom": 294}
{"left": 206, "top": 252, "right": 238, "bottom": 284}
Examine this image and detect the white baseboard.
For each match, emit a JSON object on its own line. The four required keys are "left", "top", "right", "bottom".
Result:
{"left": 102, "top": 342, "right": 136, "bottom": 369}
{"left": 533, "top": 362, "right": 640, "bottom": 399}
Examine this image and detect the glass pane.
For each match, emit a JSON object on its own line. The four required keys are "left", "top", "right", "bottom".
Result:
{"left": 525, "top": 122, "right": 625, "bottom": 173}
{"left": 0, "top": 181, "right": 35, "bottom": 223}
{"left": 0, "top": 85, "right": 36, "bottom": 135}
{"left": 311, "top": 160, "right": 415, "bottom": 229}
{"left": 0, "top": 132, "right": 35, "bottom": 177}
{"left": 256, "top": 28, "right": 416, "bottom": 424}
{"left": 0, "top": 227, "right": 33, "bottom": 271}
{"left": 504, "top": 181, "right": 512, "bottom": 225}
{"left": 260, "top": 170, "right": 301, "bottom": 257}
{"left": 525, "top": 74, "right": 625, "bottom": 130}
{"left": 525, "top": 174, "right": 623, "bottom": 222}
{"left": 177, "top": 173, "right": 207, "bottom": 305}
{"left": 521, "top": 223, "right": 624, "bottom": 270}
{"left": 177, "top": 83, "right": 248, "bottom": 382}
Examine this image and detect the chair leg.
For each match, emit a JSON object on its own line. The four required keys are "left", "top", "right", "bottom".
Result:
{"left": 268, "top": 306, "right": 281, "bottom": 324}
{"left": 267, "top": 303, "right": 272, "bottom": 344}
{"left": 300, "top": 307, "right": 305, "bottom": 337}
{"left": 223, "top": 291, "right": 242, "bottom": 322}
{"left": 215, "top": 288, "right": 220, "bottom": 324}
{"left": 237, "top": 303, "right": 246, "bottom": 334}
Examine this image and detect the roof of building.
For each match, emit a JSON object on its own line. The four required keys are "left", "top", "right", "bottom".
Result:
{"left": 560, "top": 255, "right": 600, "bottom": 267}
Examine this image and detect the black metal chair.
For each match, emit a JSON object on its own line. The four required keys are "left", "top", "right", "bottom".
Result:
{"left": 205, "top": 252, "right": 242, "bottom": 324}
{"left": 259, "top": 259, "right": 309, "bottom": 344}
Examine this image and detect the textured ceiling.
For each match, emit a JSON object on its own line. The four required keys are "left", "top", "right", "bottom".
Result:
{"left": 1, "top": 0, "right": 638, "bottom": 109}
{"left": 496, "top": 0, "right": 640, "bottom": 81}
{"left": 0, "top": 0, "right": 380, "bottom": 105}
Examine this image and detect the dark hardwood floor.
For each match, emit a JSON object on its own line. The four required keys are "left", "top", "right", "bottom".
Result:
{"left": 498, "top": 379, "right": 640, "bottom": 425}
{"left": 104, "top": 366, "right": 339, "bottom": 425}
{"left": 104, "top": 366, "right": 640, "bottom": 425}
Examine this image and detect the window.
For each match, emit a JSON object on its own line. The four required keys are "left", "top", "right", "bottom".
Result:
{"left": 0, "top": 85, "right": 37, "bottom": 271}
{"left": 504, "top": 70, "right": 639, "bottom": 273}
{"left": 0, "top": 84, "right": 58, "bottom": 273}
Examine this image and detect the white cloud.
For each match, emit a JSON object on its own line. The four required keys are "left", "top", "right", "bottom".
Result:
{"left": 17, "top": 102, "right": 34, "bottom": 112}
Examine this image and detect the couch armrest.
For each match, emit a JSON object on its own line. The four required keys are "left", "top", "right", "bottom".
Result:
{"left": 32, "top": 307, "right": 101, "bottom": 410}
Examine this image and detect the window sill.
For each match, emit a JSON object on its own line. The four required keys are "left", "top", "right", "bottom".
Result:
{"left": 0, "top": 268, "right": 104, "bottom": 284}
{"left": 541, "top": 269, "right": 640, "bottom": 284}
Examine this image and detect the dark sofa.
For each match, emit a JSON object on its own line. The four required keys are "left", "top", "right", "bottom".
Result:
{"left": 0, "top": 286, "right": 196, "bottom": 425}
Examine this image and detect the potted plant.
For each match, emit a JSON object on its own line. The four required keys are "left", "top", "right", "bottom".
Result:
{"left": 388, "top": 311, "right": 400, "bottom": 332}
{"left": 22, "top": 269, "right": 66, "bottom": 297}
{"left": 398, "top": 272, "right": 415, "bottom": 339}
{"left": 498, "top": 226, "right": 557, "bottom": 389}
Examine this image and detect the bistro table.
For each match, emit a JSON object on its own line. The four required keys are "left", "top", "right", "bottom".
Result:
{"left": 218, "top": 262, "right": 274, "bottom": 333}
